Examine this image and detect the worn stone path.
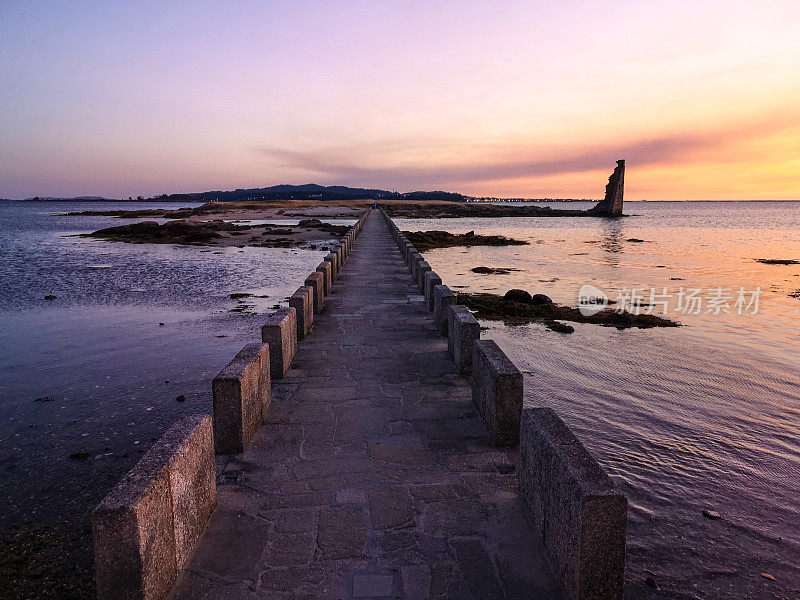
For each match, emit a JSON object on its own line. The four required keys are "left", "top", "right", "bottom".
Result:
{"left": 169, "top": 212, "right": 559, "bottom": 600}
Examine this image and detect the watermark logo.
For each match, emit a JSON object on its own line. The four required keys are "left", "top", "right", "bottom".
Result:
{"left": 578, "top": 285, "right": 761, "bottom": 316}
{"left": 578, "top": 284, "right": 610, "bottom": 316}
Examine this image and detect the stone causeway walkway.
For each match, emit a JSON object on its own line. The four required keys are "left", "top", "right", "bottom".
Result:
{"left": 168, "top": 212, "right": 560, "bottom": 600}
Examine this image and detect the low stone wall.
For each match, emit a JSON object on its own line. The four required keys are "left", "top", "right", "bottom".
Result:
{"left": 447, "top": 305, "right": 480, "bottom": 375}
{"left": 212, "top": 343, "right": 271, "bottom": 454}
{"left": 471, "top": 339, "right": 523, "bottom": 446}
{"left": 92, "top": 414, "right": 216, "bottom": 600}
{"left": 520, "top": 407, "right": 627, "bottom": 600}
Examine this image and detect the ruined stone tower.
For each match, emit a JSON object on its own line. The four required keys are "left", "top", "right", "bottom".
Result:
{"left": 587, "top": 159, "right": 625, "bottom": 216}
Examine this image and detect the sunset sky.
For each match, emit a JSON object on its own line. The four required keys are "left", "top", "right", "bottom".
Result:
{"left": 1, "top": 1, "right": 799, "bottom": 200}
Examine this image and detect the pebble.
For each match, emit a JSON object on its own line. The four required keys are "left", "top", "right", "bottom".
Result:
{"left": 176, "top": 395, "right": 186, "bottom": 402}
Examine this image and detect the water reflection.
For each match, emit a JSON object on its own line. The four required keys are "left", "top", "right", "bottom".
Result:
{"left": 599, "top": 220, "right": 624, "bottom": 265}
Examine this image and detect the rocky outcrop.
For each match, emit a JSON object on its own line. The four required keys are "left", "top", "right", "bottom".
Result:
{"left": 587, "top": 160, "right": 625, "bottom": 217}
{"left": 403, "top": 230, "right": 528, "bottom": 252}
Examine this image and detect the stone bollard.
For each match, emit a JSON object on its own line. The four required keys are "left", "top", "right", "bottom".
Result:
{"left": 410, "top": 253, "right": 422, "bottom": 280}
{"left": 212, "top": 343, "right": 271, "bottom": 454}
{"left": 335, "top": 244, "right": 344, "bottom": 268}
{"left": 289, "top": 286, "right": 314, "bottom": 339}
{"left": 316, "top": 261, "right": 332, "bottom": 295}
{"left": 416, "top": 261, "right": 431, "bottom": 293}
{"left": 423, "top": 270, "right": 441, "bottom": 310}
{"left": 519, "top": 407, "right": 627, "bottom": 600}
{"left": 305, "top": 272, "right": 324, "bottom": 313}
{"left": 471, "top": 340, "right": 522, "bottom": 446}
{"left": 432, "top": 285, "right": 456, "bottom": 336}
{"left": 92, "top": 414, "right": 216, "bottom": 600}
{"left": 324, "top": 252, "right": 338, "bottom": 281}
{"left": 448, "top": 305, "right": 480, "bottom": 375}
{"left": 261, "top": 308, "right": 297, "bottom": 378}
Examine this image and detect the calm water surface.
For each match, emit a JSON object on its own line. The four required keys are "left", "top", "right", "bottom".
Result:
{"left": 401, "top": 201, "right": 800, "bottom": 599}
{"left": 0, "top": 201, "right": 340, "bottom": 525}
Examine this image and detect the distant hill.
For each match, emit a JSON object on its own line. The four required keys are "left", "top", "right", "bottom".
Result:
{"left": 17, "top": 185, "right": 467, "bottom": 203}
{"left": 148, "top": 184, "right": 465, "bottom": 203}
{"left": 23, "top": 196, "right": 117, "bottom": 202}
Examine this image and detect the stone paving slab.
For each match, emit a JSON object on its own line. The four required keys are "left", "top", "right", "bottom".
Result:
{"left": 169, "top": 212, "right": 561, "bottom": 600}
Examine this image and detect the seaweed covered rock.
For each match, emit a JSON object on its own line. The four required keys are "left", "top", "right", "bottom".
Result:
{"left": 458, "top": 291, "right": 679, "bottom": 330}
{"left": 504, "top": 289, "right": 532, "bottom": 304}
{"left": 470, "top": 266, "right": 519, "bottom": 275}
{"left": 84, "top": 220, "right": 243, "bottom": 244}
{"left": 403, "top": 230, "right": 528, "bottom": 252}
{"left": 502, "top": 290, "right": 552, "bottom": 305}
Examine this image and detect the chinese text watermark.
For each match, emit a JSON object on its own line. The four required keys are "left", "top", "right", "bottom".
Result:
{"left": 578, "top": 284, "right": 761, "bottom": 317}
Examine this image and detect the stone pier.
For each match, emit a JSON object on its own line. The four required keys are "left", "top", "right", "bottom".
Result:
{"left": 97, "top": 210, "right": 627, "bottom": 600}
{"left": 166, "top": 211, "right": 563, "bottom": 600}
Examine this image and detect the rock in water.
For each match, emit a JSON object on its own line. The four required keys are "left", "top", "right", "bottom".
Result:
{"left": 587, "top": 159, "right": 625, "bottom": 217}
{"left": 702, "top": 509, "right": 723, "bottom": 520}
{"left": 504, "top": 289, "right": 532, "bottom": 304}
{"left": 545, "top": 321, "right": 574, "bottom": 334}
{"left": 530, "top": 293, "right": 553, "bottom": 305}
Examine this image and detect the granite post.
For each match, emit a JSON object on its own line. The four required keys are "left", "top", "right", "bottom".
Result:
{"left": 212, "top": 343, "right": 271, "bottom": 454}
{"left": 471, "top": 339, "right": 522, "bottom": 446}
{"left": 289, "top": 285, "right": 314, "bottom": 339}
{"left": 519, "top": 407, "right": 627, "bottom": 600}
{"left": 432, "top": 285, "right": 456, "bottom": 336}
{"left": 261, "top": 308, "right": 297, "bottom": 378}
{"left": 305, "top": 272, "right": 325, "bottom": 314}
{"left": 447, "top": 305, "right": 480, "bottom": 375}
